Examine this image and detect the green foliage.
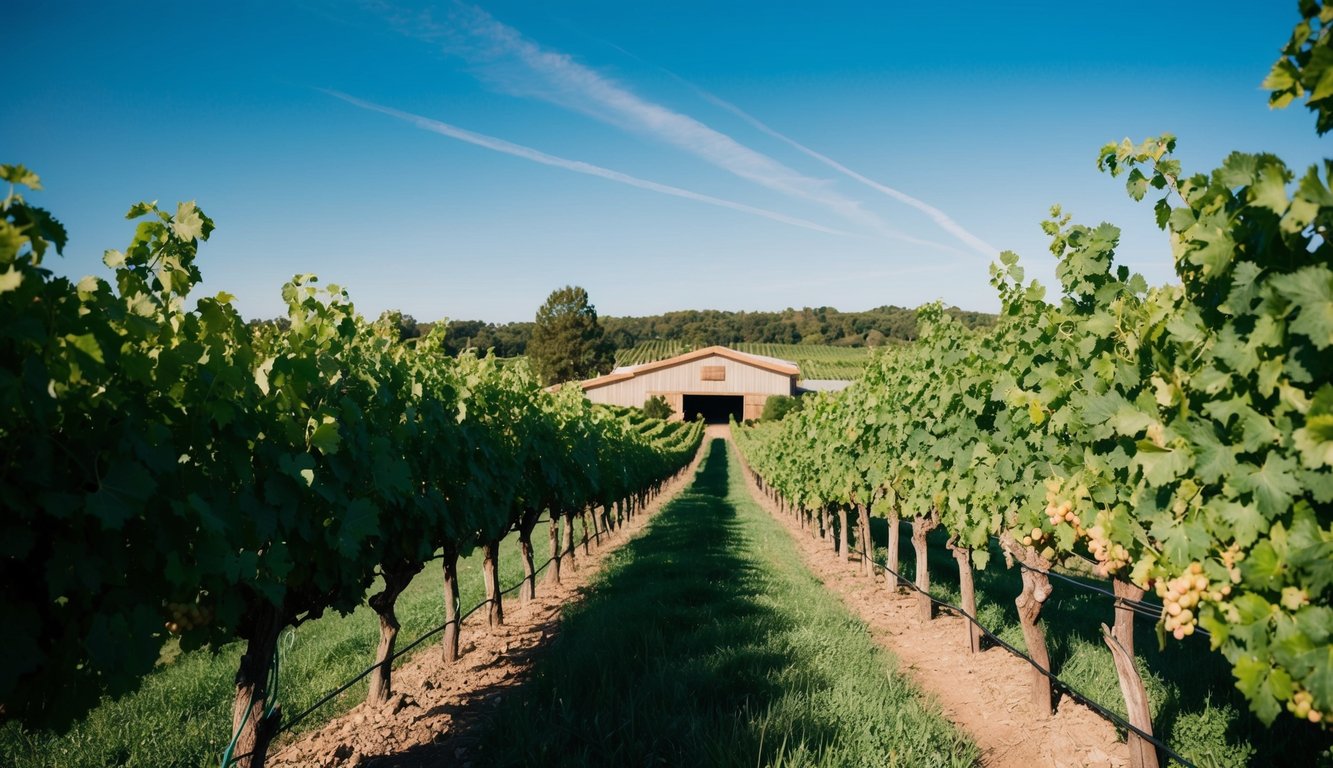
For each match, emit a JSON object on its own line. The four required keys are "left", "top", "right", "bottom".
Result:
{"left": 642, "top": 394, "right": 673, "bottom": 420}
{"left": 0, "top": 173, "right": 703, "bottom": 753}
{"left": 1266, "top": 0, "right": 1333, "bottom": 134}
{"left": 735, "top": 17, "right": 1333, "bottom": 728}
{"left": 761, "top": 395, "right": 803, "bottom": 421}
{"left": 526, "top": 285, "right": 615, "bottom": 386}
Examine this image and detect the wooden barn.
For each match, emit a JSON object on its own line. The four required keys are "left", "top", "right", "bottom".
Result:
{"left": 578, "top": 346, "right": 799, "bottom": 422}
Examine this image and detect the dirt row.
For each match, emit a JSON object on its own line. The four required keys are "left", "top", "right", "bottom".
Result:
{"left": 735, "top": 443, "right": 1133, "bottom": 768}
{"left": 265, "top": 441, "right": 709, "bottom": 768}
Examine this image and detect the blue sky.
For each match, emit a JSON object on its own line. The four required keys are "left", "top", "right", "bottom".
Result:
{"left": 7, "top": 1, "right": 1328, "bottom": 323}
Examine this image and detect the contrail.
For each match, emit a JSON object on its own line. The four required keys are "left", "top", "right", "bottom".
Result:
{"left": 323, "top": 89, "right": 851, "bottom": 237}
{"left": 697, "top": 92, "right": 1000, "bottom": 258}
{"left": 373, "top": 2, "right": 960, "bottom": 254}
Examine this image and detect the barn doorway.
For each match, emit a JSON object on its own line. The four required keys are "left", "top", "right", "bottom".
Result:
{"left": 683, "top": 394, "right": 744, "bottom": 424}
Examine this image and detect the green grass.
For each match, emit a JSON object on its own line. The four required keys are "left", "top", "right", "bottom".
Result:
{"left": 615, "top": 342, "right": 871, "bottom": 381}
{"left": 0, "top": 517, "right": 578, "bottom": 768}
{"left": 469, "top": 439, "right": 979, "bottom": 767}
{"left": 855, "top": 518, "right": 1333, "bottom": 768}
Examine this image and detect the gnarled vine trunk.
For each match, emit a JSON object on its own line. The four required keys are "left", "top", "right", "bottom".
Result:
{"left": 858, "top": 505, "right": 874, "bottom": 576}
{"left": 885, "top": 509, "right": 902, "bottom": 590}
{"left": 581, "top": 508, "right": 592, "bottom": 554}
{"left": 837, "top": 506, "right": 850, "bottom": 561}
{"left": 562, "top": 511, "right": 578, "bottom": 572}
{"left": 545, "top": 510, "right": 562, "bottom": 587}
{"left": 946, "top": 538, "right": 981, "bottom": 653}
{"left": 441, "top": 542, "right": 461, "bottom": 663}
{"left": 482, "top": 539, "right": 503, "bottom": 627}
{"left": 1105, "top": 578, "right": 1159, "bottom": 768}
{"left": 517, "top": 509, "right": 540, "bottom": 603}
{"left": 911, "top": 508, "right": 939, "bottom": 621}
{"left": 367, "top": 564, "right": 420, "bottom": 705}
{"left": 230, "top": 602, "right": 283, "bottom": 768}
{"left": 1001, "top": 531, "right": 1053, "bottom": 714}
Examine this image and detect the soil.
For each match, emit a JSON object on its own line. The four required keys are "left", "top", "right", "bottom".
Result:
{"left": 736, "top": 437, "right": 1133, "bottom": 768}
{"left": 265, "top": 443, "right": 706, "bottom": 768}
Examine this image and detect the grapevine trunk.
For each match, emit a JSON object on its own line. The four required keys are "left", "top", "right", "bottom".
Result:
{"left": 482, "top": 540, "right": 503, "bottom": 627}
{"left": 229, "top": 603, "right": 282, "bottom": 768}
{"left": 517, "top": 510, "right": 539, "bottom": 603}
{"left": 886, "top": 511, "right": 902, "bottom": 589}
{"left": 911, "top": 512, "right": 939, "bottom": 622}
{"left": 546, "top": 512, "right": 562, "bottom": 587}
{"left": 1003, "top": 532, "right": 1054, "bottom": 714}
{"left": 947, "top": 539, "right": 981, "bottom": 653}
{"left": 838, "top": 506, "right": 850, "bottom": 561}
{"left": 1106, "top": 579, "right": 1158, "bottom": 768}
{"left": 441, "top": 544, "right": 461, "bottom": 664}
{"left": 367, "top": 565, "right": 418, "bottom": 705}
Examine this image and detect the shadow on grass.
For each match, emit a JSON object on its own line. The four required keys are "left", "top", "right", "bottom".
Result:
{"left": 464, "top": 438, "right": 816, "bottom": 765}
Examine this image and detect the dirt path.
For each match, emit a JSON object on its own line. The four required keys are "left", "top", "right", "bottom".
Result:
{"left": 266, "top": 442, "right": 708, "bottom": 768}
{"left": 733, "top": 435, "right": 1132, "bottom": 768}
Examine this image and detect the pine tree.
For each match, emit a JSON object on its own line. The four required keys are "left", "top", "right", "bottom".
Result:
{"left": 528, "top": 285, "right": 614, "bottom": 385}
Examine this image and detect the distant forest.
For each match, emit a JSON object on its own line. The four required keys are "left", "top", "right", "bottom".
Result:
{"left": 251, "top": 305, "right": 994, "bottom": 357}
{"left": 415, "top": 305, "right": 994, "bottom": 357}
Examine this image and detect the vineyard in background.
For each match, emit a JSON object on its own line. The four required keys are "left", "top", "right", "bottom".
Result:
{"left": 615, "top": 341, "right": 871, "bottom": 381}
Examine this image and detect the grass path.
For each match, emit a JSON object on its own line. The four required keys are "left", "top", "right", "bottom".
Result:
{"left": 470, "top": 437, "right": 979, "bottom": 767}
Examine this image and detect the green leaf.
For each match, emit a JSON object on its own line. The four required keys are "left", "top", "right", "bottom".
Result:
{"left": 1183, "top": 422, "right": 1238, "bottom": 483}
{"left": 1186, "top": 213, "right": 1236, "bottom": 277}
{"left": 1271, "top": 266, "right": 1333, "bottom": 349}
{"left": 1133, "top": 445, "right": 1188, "bottom": 486}
{"left": 336, "top": 499, "right": 379, "bottom": 558}
{"left": 0, "top": 164, "right": 41, "bottom": 188}
{"left": 1237, "top": 454, "right": 1302, "bottom": 518}
{"left": 63, "top": 333, "right": 104, "bottom": 365}
{"left": 1294, "top": 384, "right": 1333, "bottom": 468}
{"left": 86, "top": 460, "right": 156, "bottom": 531}
{"left": 1250, "top": 162, "right": 1291, "bottom": 214}
{"left": 1109, "top": 405, "right": 1154, "bottom": 437}
{"left": 1234, "top": 655, "right": 1283, "bottom": 725}
{"left": 1212, "top": 499, "right": 1267, "bottom": 547}
{"left": 309, "top": 415, "right": 341, "bottom": 455}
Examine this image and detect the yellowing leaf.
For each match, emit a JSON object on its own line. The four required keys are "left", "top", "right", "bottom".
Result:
{"left": 171, "top": 201, "right": 204, "bottom": 242}
{"left": 0, "top": 266, "right": 23, "bottom": 293}
{"left": 254, "top": 357, "right": 275, "bottom": 395}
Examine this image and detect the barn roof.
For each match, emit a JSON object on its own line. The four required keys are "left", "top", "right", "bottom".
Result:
{"left": 579, "top": 345, "right": 800, "bottom": 390}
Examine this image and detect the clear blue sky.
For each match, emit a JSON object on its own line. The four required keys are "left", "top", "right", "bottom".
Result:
{"left": 7, "top": 1, "right": 1328, "bottom": 323}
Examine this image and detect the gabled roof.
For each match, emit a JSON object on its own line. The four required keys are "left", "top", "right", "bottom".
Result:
{"left": 579, "top": 345, "right": 800, "bottom": 390}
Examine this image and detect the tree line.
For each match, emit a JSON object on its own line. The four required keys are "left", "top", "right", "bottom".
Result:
{"left": 288, "top": 304, "right": 995, "bottom": 360}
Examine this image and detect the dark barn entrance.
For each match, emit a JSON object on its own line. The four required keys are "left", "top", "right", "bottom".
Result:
{"left": 683, "top": 394, "right": 744, "bottom": 424}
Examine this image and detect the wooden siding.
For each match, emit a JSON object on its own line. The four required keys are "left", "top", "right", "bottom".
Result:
{"left": 584, "top": 352, "right": 795, "bottom": 411}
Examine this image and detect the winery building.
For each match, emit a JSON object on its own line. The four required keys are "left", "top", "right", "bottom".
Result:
{"left": 578, "top": 346, "right": 799, "bottom": 422}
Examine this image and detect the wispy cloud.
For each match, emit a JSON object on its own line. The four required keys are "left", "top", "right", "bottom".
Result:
{"left": 696, "top": 92, "right": 1000, "bottom": 259}
{"left": 378, "top": 1, "right": 957, "bottom": 253}
{"left": 323, "top": 89, "right": 851, "bottom": 237}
